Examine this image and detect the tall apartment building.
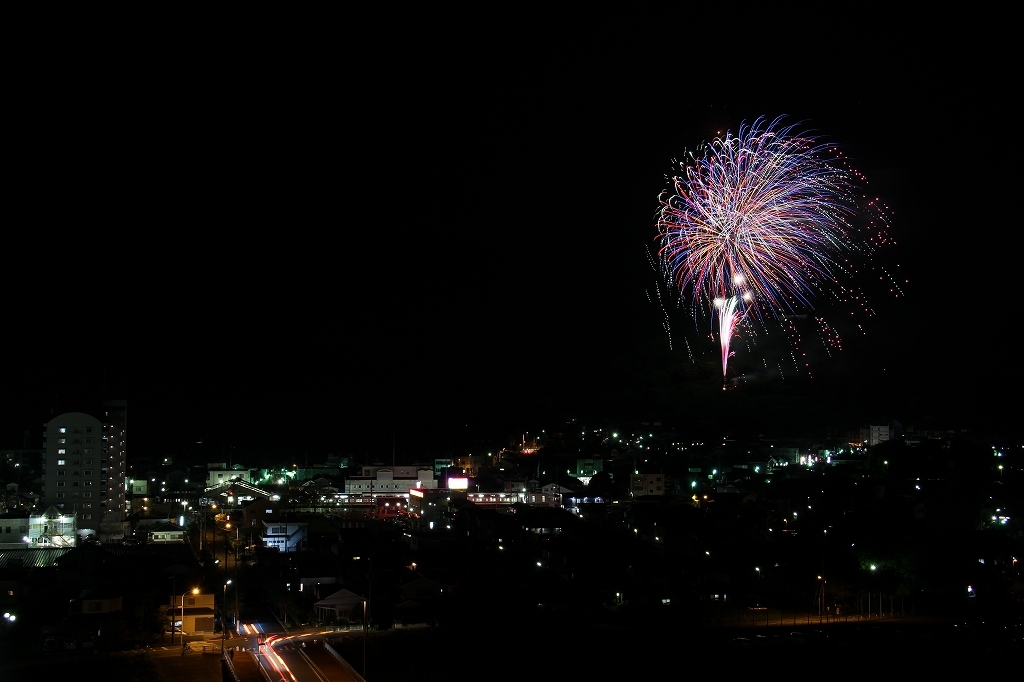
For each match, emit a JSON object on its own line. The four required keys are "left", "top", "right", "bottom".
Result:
{"left": 41, "top": 401, "right": 127, "bottom": 540}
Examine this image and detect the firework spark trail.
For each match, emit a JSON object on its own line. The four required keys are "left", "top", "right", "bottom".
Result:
{"left": 645, "top": 247, "right": 675, "bottom": 350}
{"left": 647, "top": 285, "right": 674, "bottom": 351}
{"left": 655, "top": 116, "right": 894, "bottom": 382}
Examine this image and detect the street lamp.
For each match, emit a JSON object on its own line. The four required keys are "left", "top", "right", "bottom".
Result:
{"left": 817, "top": 575, "right": 824, "bottom": 620}
{"left": 222, "top": 580, "right": 232, "bottom": 652}
{"left": 184, "top": 587, "right": 198, "bottom": 643}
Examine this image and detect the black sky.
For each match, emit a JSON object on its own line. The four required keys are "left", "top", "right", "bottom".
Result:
{"left": 3, "top": 21, "right": 1016, "bottom": 460}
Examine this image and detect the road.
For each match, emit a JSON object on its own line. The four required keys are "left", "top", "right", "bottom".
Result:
{"left": 240, "top": 621, "right": 363, "bottom": 682}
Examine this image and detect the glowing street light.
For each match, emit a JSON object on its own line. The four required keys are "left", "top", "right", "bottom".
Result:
{"left": 222, "top": 581, "right": 232, "bottom": 652}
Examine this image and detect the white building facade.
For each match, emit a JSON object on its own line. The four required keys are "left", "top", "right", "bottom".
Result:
{"left": 262, "top": 520, "right": 308, "bottom": 552}
{"left": 344, "top": 467, "right": 437, "bottom": 495}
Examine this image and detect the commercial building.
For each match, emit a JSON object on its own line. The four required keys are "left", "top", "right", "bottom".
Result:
{"left": 344, "top": 466, "right": 437, "bottom": 496}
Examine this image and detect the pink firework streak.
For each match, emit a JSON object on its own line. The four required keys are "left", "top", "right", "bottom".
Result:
{"left": 656, "top": 116, "right": 898, "bottom": 382}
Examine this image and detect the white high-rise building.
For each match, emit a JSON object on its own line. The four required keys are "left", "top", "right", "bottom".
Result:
{"left": 41, "top": 401, "right": 126, "bottom": 540}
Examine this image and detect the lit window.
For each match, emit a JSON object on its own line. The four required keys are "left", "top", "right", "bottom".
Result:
{"left": 58, "top": 449, "right": 66, "bottom": 455}
{"left": 57, "top": 459, "right": 66, "bottom": 465}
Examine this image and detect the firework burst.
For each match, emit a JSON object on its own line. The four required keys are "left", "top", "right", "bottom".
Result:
{"left": 655, "top": 116, "right": 899, "bottom": 384}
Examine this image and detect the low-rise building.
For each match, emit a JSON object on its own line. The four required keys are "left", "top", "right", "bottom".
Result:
{"left": 630, "top": 473, "right": 666, "bottom": 497}
{"left": 262, "top": 519, "right": 308, "bottom": 552}
{"left": 148, "top": 522, "right": 186, "bottom": 543}
{"left": 0, "top": 513, "right": 30, "bottom": 549}
{"left": 29, "top": 506, "right": 77, "bottom": 547}
{"left": 169, "top": 591, "right": 216, "bottom": 634}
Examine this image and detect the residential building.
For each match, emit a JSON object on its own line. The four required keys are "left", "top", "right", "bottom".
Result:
{"left": 865, "top": 424, "right": 890, "bottom": 446}
{"left": 0, "top": 513, "right": 30, "bottom": 549}
{"left": 170, "top": 591, "right": 216, "bottom": 634}
{"left": 41, "top": 402, "right": 127, "bottom": 540}
{"left": 262, "top": 519, "right": 308, "bottom": 552}
{"left": 630, "top": 473, "right": 666, "bottom": 497}
{"left": 862, "top": 420, "right": 904, "bottom": 447}
{"left": 313, "top": 588, "right": 365, "bottom": 623}
{"left": 148, "top": 522, "right": 186, "bottom": 543}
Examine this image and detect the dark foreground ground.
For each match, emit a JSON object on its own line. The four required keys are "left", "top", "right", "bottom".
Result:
{"left": 0, "top": 649, "right": 222, "bottom": 682}
{"left": 2, "top": 602, "right": 1020, "bottom": 681}
{"left": 329, "top": 609, "right": 1023, "bottom": 681}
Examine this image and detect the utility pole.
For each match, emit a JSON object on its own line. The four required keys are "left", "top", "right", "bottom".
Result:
{"left": 170, "top": 576, "right": 176, "bottom": 645}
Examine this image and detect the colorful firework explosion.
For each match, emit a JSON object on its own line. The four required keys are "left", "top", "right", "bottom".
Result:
{"left": 655, "top": 116, "right": 901, "bottom": 384}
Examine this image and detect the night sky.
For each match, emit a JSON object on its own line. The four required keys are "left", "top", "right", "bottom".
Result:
{"left": 3, "top": 24, "right": 1015, "bottom": 461}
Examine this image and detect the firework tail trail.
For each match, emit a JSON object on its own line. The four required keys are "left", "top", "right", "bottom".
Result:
{"left": 716, "top": 295, "right": 740, "bottom": 384}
